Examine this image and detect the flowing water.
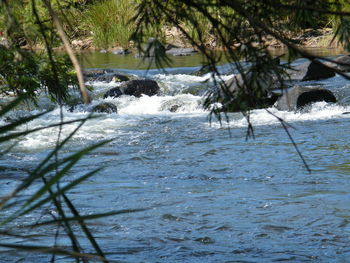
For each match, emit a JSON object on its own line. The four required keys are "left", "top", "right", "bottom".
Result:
{"left": 1, "top": 50, "right": 350, "bottom": 262}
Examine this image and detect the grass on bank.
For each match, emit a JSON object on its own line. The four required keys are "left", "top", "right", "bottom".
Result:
{"left": 84, "top": 0, "right": 137, "bottom": 49}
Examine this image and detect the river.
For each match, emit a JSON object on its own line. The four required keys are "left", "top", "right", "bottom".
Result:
{"left": 1, "top": 49, "right": 350, "bottom": 262}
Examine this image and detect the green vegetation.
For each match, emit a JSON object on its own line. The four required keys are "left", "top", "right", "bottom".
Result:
{"left": 0, "top": 97, "right": 111, "bottom": 261}
{"left": 0, "top": 1, "right": 117, "bottom": 262}
{"left": 132, "top": 0, "right": 350, "bottom": 115}
{"left": 0, "top": 46, "right": 78, "bottom": 103}
{"left": 0, "top": 0, "right": 87, "bottom": 48}
{"left": 2, "top": 0, "right": 350, "bottom": 49}
{"left": 84, "top": 0, "right": 137, "bottom": 48}
{"left": 2, "top": 0, "right": 350, "bottom": 262}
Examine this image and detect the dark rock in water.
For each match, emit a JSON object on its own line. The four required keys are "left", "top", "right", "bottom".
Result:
{"left": 297, "top": 89, "right": 336, "bottom": 108}
{"left": 94, "top": 74, "right": 113, "bottom": 82}
{"left": 160, "top": 97, "right": 193, "bottom": 113}
{"left": 276, "top": 85, "right": 337, "bottom": 111}
{"left": 287, "top": 61, "right": 309, "bottom": 81}
{"left": 302, "top": 60, "right": 336, "bottom": 81}
{"left": 287, "top": 60, "right": 336, "bottom": 81}
{"left": 96, "top": 73, "right": 130, "bottom": 83}
{"left": 112, "top": 48, "right": 130, "bottom": 55}
{"left": 207, "top": 73, "right": 281, "bottom": 112}
{"left": 166, "top": 47, "right": 197, "bottom": 56}
{"left": 66, "top": 95, "right": 84, "bottom": 112}
{"left": 104, "top": 79, "right": 160, "bottom": 98}
{"left": 334, "top": 55, "right": 350, "bottom": 72}
{"left": 83, "top": 69, "right": 106, "bottom": 79}
{"left": 83, "top": 69, "right": 130, "bottom": 83}
{"left": 122, "top": 79, "right": 160, "bottom": 97}
{"left": 90, "top": 102, "right": 118, "bottom": 114}
{"left": 112, "top": 74, "right": 130, "bottom": 82}
{"left": 103, "top": 87, "right": 123, "bottom": 99}
{"left": 169, "top": 105, "right": 180, "bottom": 112}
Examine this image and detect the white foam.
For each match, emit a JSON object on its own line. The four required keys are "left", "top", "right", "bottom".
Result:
{"left": 7, "top": 93, "right": 205, "bottom": 151}
{"left": 105, "top": 94, "right": 205, "bottom": 115}
{"left": 11, "top": 107, "right": 130, "bottom": 151}
{"left": 208, "top": 102, "right": 350, "bottom": 128}
{"left": 153, "top": 73, "right": 234, "bottom": 94}
{"left": 5, "top": 100, "right": 350, "bottom": 152}
{"left": 3, "top": 69, "right": 350, "bottom": 152}
{"left": 154, "top": 73, "right": 233, "bottom": 83}
{"left": 86, "top": 80, "right": 122, "bottom": 88}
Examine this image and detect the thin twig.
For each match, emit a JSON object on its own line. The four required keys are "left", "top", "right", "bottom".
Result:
{"left": 266, "top": 109, "right": 311, "bottom": 173}
{"left": 43, "top": 0, "right": 91, "bottom": 104}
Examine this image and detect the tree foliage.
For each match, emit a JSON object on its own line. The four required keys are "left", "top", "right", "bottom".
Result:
{"left": 0, "top": 1, "right": 108, "bottom": 262}
{"left": 132, "top": 0, "right": 350, "bottom": 117}
{"left": 0, "top": 0, "right": 90, "bottom": 104}
{"left": 0, "top": 45, "right": 78, "bottom": 103}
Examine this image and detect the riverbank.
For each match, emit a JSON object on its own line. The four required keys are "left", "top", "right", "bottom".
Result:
{"left": 66, "top": 27, "right": 343, "bottom": 57}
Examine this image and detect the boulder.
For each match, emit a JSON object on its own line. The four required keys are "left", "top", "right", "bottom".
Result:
{"left": 104, "top": 79, "right": 160, "bottom": 98}
{"left": 276, "top": 85, "right": 337, "bottom": 111}
{"left": 166, "top": 47, "right": 197, "bottom": 56}
{"left": 206, "top": 72, "right": 280, "bottom": 112}
{"left": 83, "top": 69, "right": 106, "bottom": 79}
{"left": 302, "top": 60, "right": 336, "bottom": 81}
{"left": 287, "top": 60, "right": 336, "bottom": 81}
{"left": 160, "top": 100, "right": 183, "bottom": 112}
{"left": 169, "top": 105, "right": 181, "bottom": 112}
{"left": 103, "top": 87, "right": 123, "bottom": 99}
{"left": 83, "top": 69, "right": 130, "bottom": 82}
{"left": 334, "top": 55, "right": 350, "bottom": 72}
{"left": 122, "top": 79, "right": 160, "bottom": 97}
{"left": 95, "top": 73, "right": 130, "bottom": 83}
{"left": 90, "top": 102, "right": 118, "bottom": 114}
{"left": 66, "top": 95, "right": 84, "bottom": 112}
